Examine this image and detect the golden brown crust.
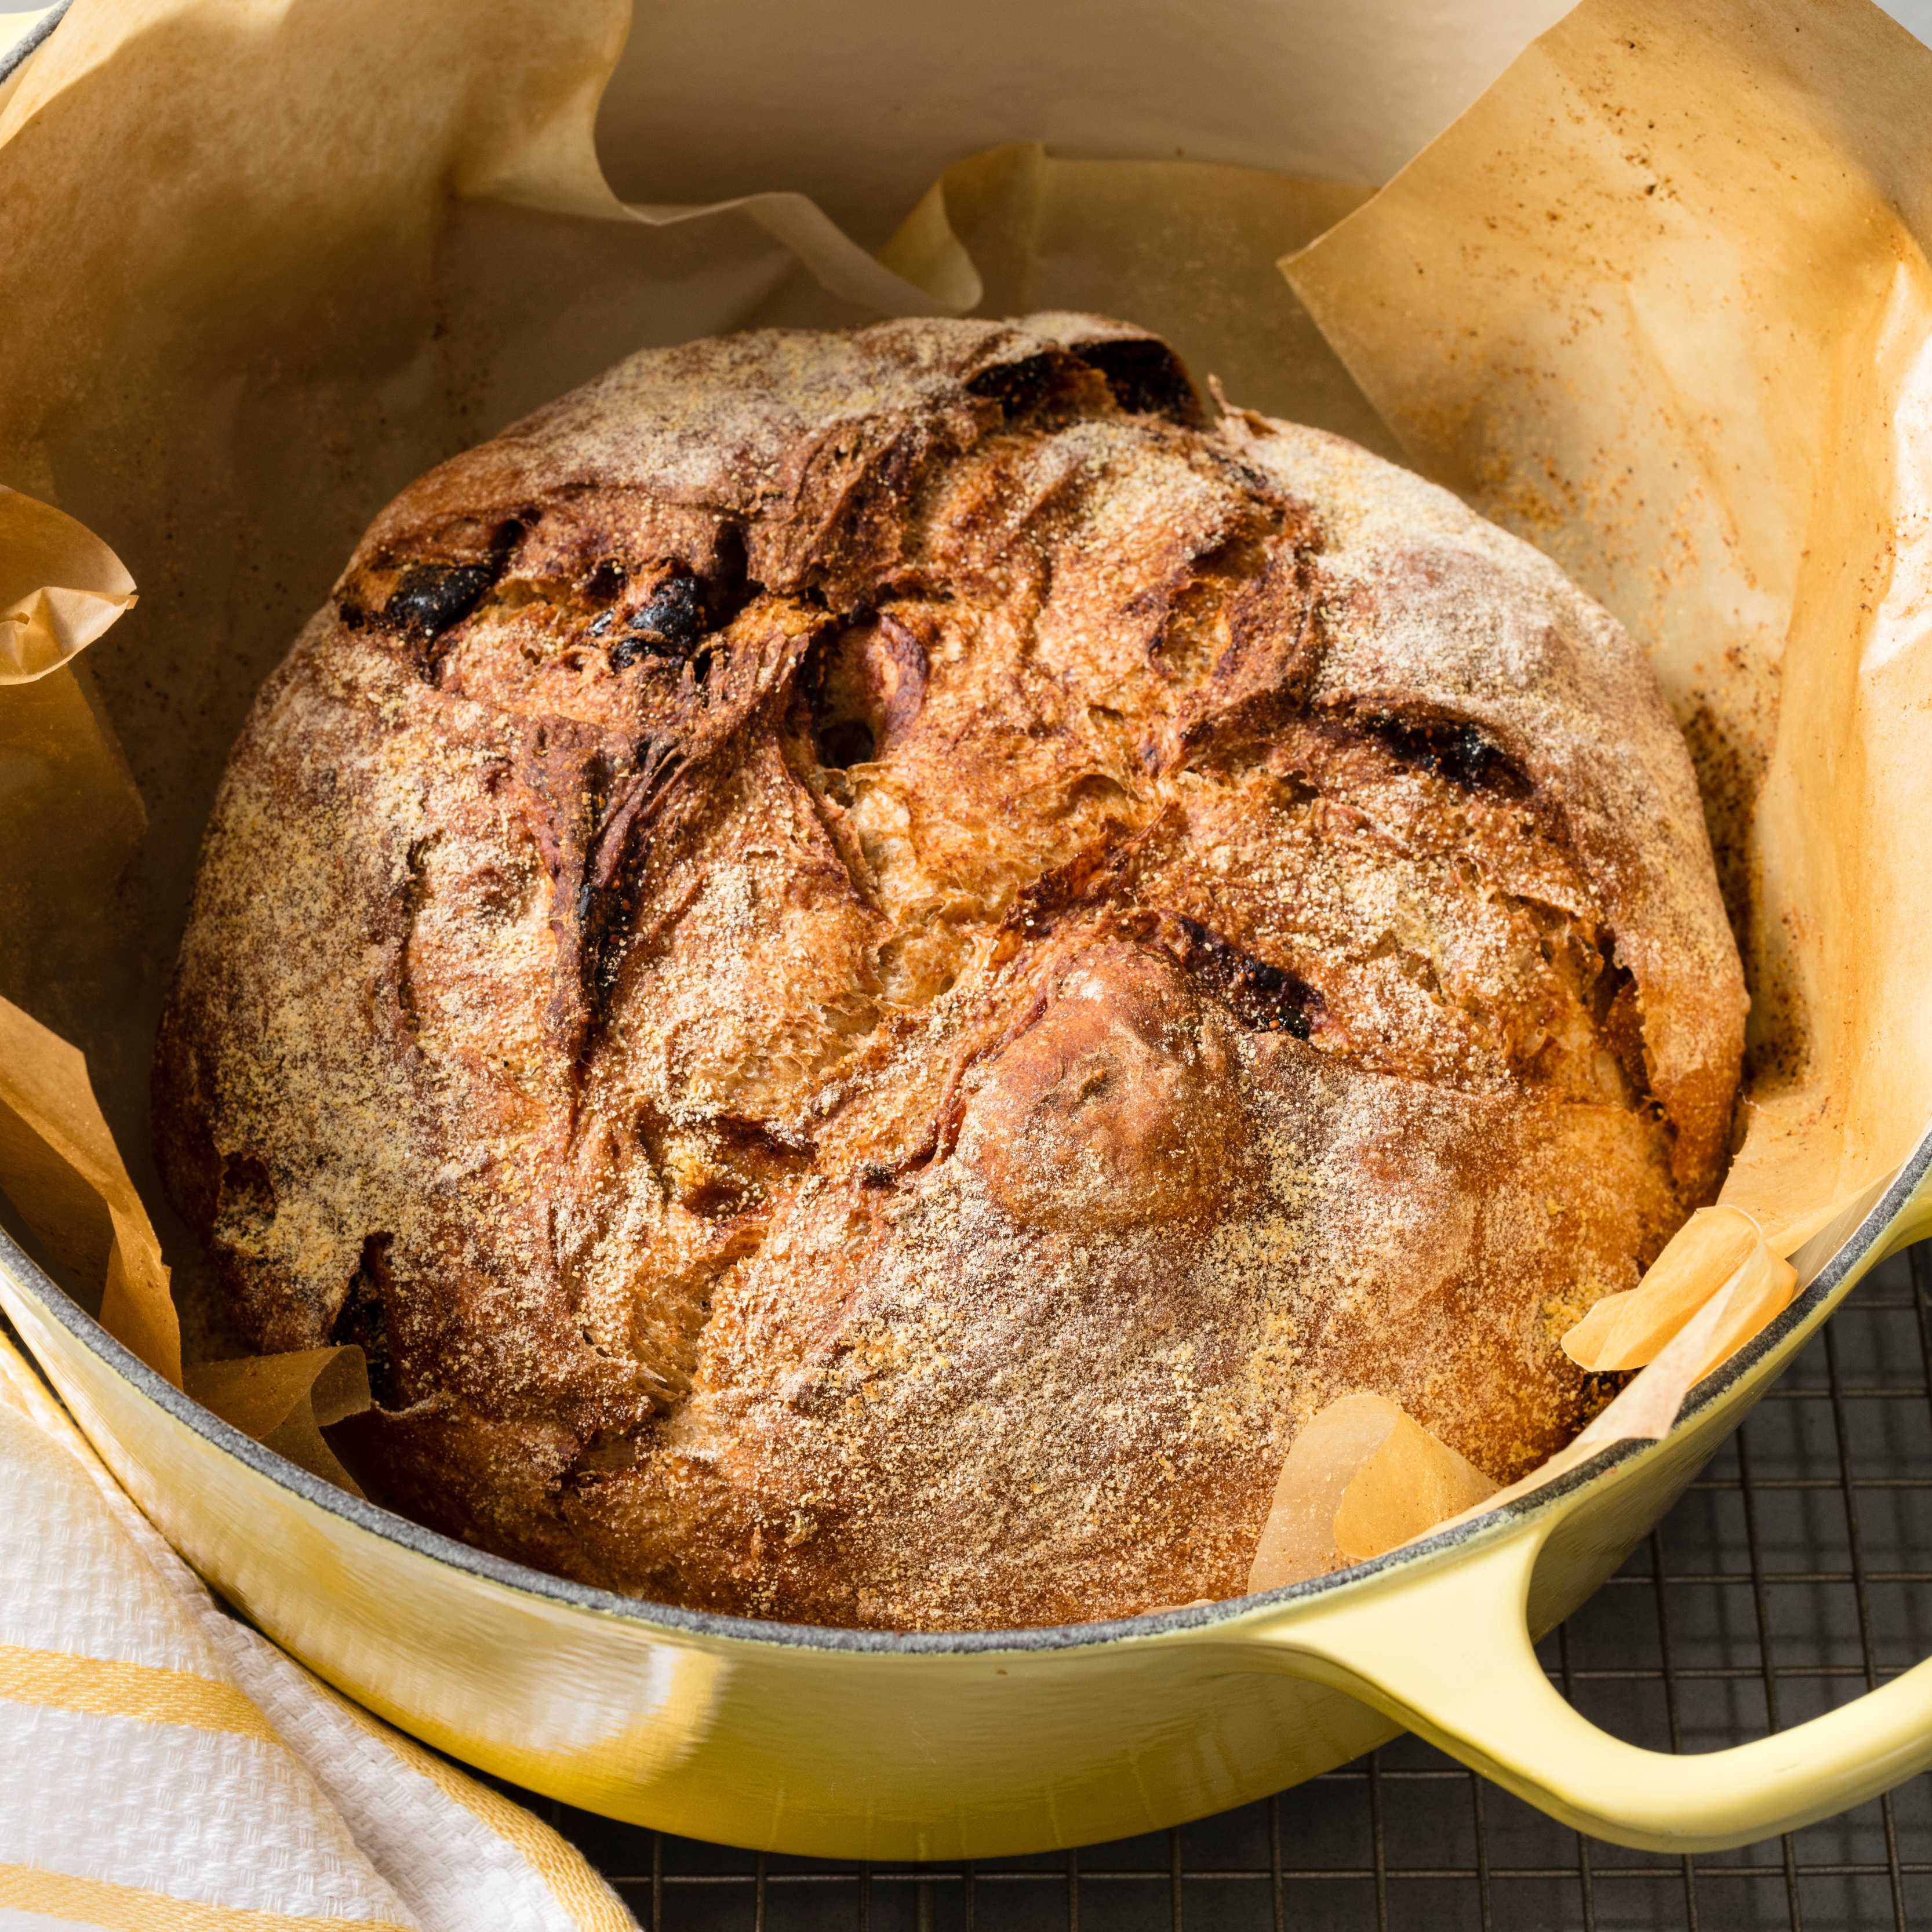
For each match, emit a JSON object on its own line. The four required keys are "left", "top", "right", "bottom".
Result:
{"left": 153, "top": 315, "right": 1745, "bottom": 1630}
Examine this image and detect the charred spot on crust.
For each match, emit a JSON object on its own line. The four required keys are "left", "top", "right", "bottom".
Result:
{"left": 966, "top": 340, "right": 1198, "bottom": 425}
{"left": 330, "top": 1233, "right": 399, "bottom": 1407}
{"left": 610, "top": 569, "right": 705, "bottom": 670}
{"left": 1069, "top": 339, "right": 1202, "bottom": 425}
{"left": 1365, "top": 713, "right": 1530, "bottom": 798}
{"left": 382, "top": 562, "right": 499, "bottom": 639}
{"left": 1168, "top": 915, "right": 1323, "bottom": 1039}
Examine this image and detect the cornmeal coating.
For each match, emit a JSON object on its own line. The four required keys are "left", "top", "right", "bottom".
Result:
{"left": 154, "top": 315, "right": 1745, "bottom": 1629}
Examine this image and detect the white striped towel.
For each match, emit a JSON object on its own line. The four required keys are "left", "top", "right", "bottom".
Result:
{"left": 0, "top": 1326, "right": 639, "bottom": 1932}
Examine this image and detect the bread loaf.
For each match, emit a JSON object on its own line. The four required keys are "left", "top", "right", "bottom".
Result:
{"left": 154, "top": 315, "right": 1746, "bottom": 1629}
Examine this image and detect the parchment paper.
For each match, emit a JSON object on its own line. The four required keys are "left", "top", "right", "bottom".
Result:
{"left": 0, "top": 988, "right": 174, "bottom": 1383}
{"left": 1563, "top": 1207, "right": 1799, "bottom": 1377}
{"left": 0, "top": 486, "right": 134, "bottom": 683}
{"left": 1254, "top": 0, "right": 1932, "bottom": 1553}
{"left": 0, "top": 0, "right": 1923, "bottom": 1550}
{"left": 1249, "top": 1396, "right": 1498, "bottom": 1591}
{"left": 1286, "top": 0, "right": 1932, "bottom": 1264}
{"left": 0, "top": 482, "right": 370, "bottom": 1467}
{"left": 181, "top": 1348, "right": 370, "bottom": 1493}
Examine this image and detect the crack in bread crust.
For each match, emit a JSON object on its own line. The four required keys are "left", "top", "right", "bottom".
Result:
{"left": 153, "top": 315, "right": 1745, "bottom": 1630}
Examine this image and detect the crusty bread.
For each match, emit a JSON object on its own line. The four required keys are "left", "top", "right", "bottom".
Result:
{"left": 154, "top": 315, "right": 1745, "bottom": 1629}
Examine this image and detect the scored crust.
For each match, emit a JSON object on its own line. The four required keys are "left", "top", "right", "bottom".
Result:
{"left": 153, "top": 314, "right": 1747, "bottom": 1630}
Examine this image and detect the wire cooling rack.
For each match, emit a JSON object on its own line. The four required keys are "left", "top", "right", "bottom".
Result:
{"left": 487, "top": 1240, "right": 1932, "bottom": 1932}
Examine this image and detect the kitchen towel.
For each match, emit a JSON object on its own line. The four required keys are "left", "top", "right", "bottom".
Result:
{"left": 0, "top": 1327, "right": 637, "bottom": 1932}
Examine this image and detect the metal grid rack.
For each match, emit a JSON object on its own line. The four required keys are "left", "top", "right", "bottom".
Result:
{"left": 492, "top": 1240, "right": 1932, "bottom": 1931}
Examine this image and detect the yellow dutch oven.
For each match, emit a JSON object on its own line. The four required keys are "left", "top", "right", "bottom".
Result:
{"left": 6, "top": 0, "right": 1932, "bottom": 1872}
{"left": 4, "top": 1134, "right": 1930, "bottom": 1862}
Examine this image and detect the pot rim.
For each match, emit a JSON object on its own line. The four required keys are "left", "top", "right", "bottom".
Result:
{"left": 0, "top": 1, "right": 71, "bottom": 84}
{"left": 4, "top": 1120, "right": 1924, "bottom": 1658}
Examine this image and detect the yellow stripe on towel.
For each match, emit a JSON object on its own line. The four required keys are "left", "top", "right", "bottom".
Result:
{"left": 0, "top": 1642, "right": 282, "bottom": 1744}
{"left": 0, "top": 1863, "right": 414, "bottom": 1931}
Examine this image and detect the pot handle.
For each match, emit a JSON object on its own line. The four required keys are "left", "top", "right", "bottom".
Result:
{"left": 1244, "top": 1516, "right": 1932, "bottom": 1853}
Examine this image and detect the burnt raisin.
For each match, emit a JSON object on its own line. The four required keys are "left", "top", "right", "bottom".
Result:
{"left": 1170, "top": 915, "right": 1323, "bottom": 1037}
{"left": 967, "top": 354, "right": 1063, "bottom": 418}
{"left": 1366, "top": 714, "right": 1529, "bottom": 798}
{"left": 609, "top": 570, "right": 705, "bottom": 670}
{"left": 1225, "top": 954, "right": 1320, "bottom": 1038}
{"left": 384, "top": 563, "right": 496, "bottom": 638}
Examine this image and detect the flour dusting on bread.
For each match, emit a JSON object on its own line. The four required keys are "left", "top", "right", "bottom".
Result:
{"left": 154, "top": 316, "right": 1745, "bottom": 1629}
